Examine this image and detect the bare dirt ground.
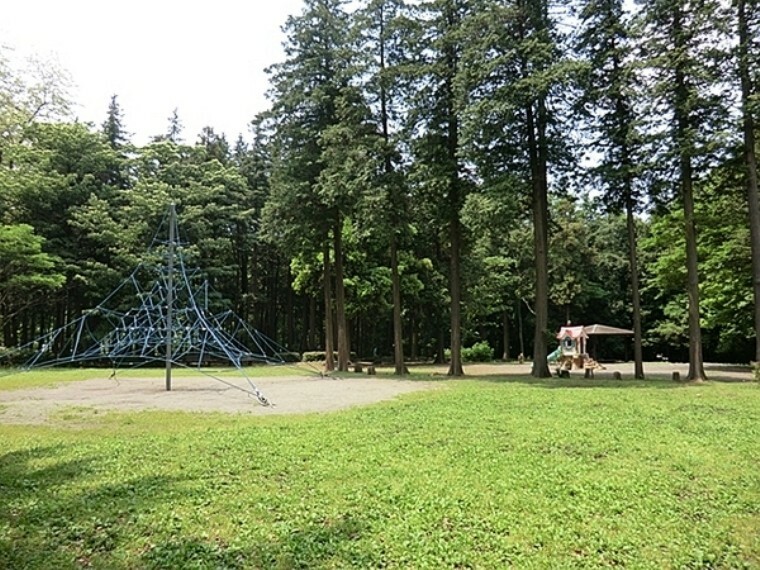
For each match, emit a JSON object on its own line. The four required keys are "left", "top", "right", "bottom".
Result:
{"left": 0, "top": 373, "right": 442, "bottom": 425}
{"left": 0, "top": 361, "right": 751, "bottom": 425}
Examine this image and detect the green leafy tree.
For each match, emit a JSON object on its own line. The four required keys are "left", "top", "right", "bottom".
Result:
{"left": 198, "top": 126, "right": 230, "bottom": 164}
{"left": 461, "top": 180, "right": 531, "bottom": 360}
{"left": 641, "top": 162, "right": 753, "bottom": 360}
{"left": 4, "top": 123, "right": 123, "bottom": 319}
{"left": 0, "top": 46, "right": 71, "bottom": 163}
{"left": 0, "top": 224, "right": 64, "bottom": 346}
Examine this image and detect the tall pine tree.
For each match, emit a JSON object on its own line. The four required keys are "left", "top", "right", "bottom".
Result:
{"left": 638, "top": 0, "right": 730, "bottom": 381}
{"left": 577, "top": 0, "right": 646, "bottom": 378}
{"left": 262, "top": 0, "right": 358, "bottom": 372}
{"left": 101, "top": 94, "right": 128, "bottom": 150}
{"left": 735, "top": 0, "right": 760, "bottom": 362}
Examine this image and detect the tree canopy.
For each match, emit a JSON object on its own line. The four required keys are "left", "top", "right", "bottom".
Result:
{"left": 2, "top": 0, "right": 759, "bottom": 376}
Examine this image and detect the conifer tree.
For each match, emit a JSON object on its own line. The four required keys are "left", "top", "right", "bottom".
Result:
{"left": 577, "top": 0, "right": 646, "bottom": 378}
{"left": 261, "top": 0, "right": 357, "bottom": 372}
{"left": 458, "top": 0, "right": 571, "bottom": 377}
{"left": 736, "top": 0, "right": 760, "bottom": 362}
{"left": 356, "top": 0, "right": 409, "bottom": 375}
{"left": 167, "top": 108, "right": 183, "bottom": 143}
{"left": 401, "top": 0, "right": 476, "bottom": 376}
{"left": 637, "top": 0, "right": 730, "bottom": 381}
{"left": 101, "top": 94, "right": 128, "bottom": 149}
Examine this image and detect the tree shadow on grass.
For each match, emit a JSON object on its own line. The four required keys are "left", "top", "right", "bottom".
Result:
{"left": 0, "top": 445, "right": 185, "bottom": 569}
{"left": 400, "top": 361, "right": 753, "bottom": 386}
{"left": 466, "top": 375, "right": 687, "bottom": 390}
{"left": 139, "top": 514, "right": 369, "bottom": 569}
{"left": 1, "top": 446, "right": 372, "bottom": 569}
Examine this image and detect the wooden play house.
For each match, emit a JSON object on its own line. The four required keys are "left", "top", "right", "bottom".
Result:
{"left": 550, "top": 323, "right": 633, "bottom": 376}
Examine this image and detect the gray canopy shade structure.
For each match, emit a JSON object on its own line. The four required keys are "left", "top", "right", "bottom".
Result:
{"left": 583, "top": 324, "right": 634, "bottom": 336}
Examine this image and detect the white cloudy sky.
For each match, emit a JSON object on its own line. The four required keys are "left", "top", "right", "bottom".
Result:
{"left": 3, "top": 0, "right": 305, "bottom": 144}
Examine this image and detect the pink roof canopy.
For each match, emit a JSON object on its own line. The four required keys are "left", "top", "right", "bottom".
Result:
{"left": 556, "top": 325, "right": 588, "bottom": 340}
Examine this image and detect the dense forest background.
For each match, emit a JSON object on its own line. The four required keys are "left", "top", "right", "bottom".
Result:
{"left": 1, "top": 0, "right": 758, "bottom": 375}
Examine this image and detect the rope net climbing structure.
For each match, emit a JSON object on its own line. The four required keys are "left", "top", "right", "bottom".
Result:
{"left": 0, "top": 206, "right": 289, "bottom": 405}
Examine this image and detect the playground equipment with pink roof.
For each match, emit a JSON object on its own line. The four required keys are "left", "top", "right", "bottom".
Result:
{"left": 548, "top": 324, "right": 634, "bottom": 377}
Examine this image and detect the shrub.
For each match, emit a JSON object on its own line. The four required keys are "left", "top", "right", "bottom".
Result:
{"left": 275, "top": 351, "right": 301, "bottom": 363}
{"left": 302, "top": 351, "right": 334, "bottom": 362}
{"left": 462, "top": 341, "right": 494, "bottom": 362}
{"left": 444, "top": 341, "right": 495, "bottom": 363}
{"left": 302, "top": 351, "right": 357, "bottom": 363}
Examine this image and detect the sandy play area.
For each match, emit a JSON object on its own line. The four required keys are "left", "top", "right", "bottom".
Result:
{"left": 0, "top": 361, "right": 751, "bottom": 425}
{"left": 0, "top": 373, "right": 442, "bottom": 424}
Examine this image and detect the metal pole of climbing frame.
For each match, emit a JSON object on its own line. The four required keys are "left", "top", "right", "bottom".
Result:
{"left": 165, "top": 203, "right": 176, "bottom": 391}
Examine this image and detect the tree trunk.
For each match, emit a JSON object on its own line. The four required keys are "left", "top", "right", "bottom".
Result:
{"left": 609, "top": 30, "right": 646, "bottom": 380}
{"left": 502, "top": 309, "right": 510, "bottom": 361}
{"left": 286, "top": 267, "right": 295, "bottom": 348}
{"left": 411, "top": 313, "right": 419, "bottom": 361}
{"left": 250, "top": 242, "right": 260, "bottom": 326}
{"left": 527, "top": 100, "right": 551, "bottom": 378}
{"left": 681, "top": 156, "right": 706, "bottom": 381}
{"left": 390, "top": 236, "right": 406, "bottom": 375}
{"left": 517, "top": 300, "right": 525, "bottom": 357}
{"left": 673, "top": 4, "right": 706, "bottom": 382}
{"left": 308, "top": 294, "right": 317, "bottom": 350}
{"left": 436, "top": 328, "right": 445, "bottom": 364}
{"left": 626, "top": 200, "right": 645, "bottom": 379}
{"left": 738, "top": 0, "right": 760, "bottom": 363}
{"left": 2, "top": 310, "right": 11, "bottom": 349}
{"left": 445, "top": 39, "right": 464, "bottom": 377}
{"left": 333, "top": 216, "right": 350, "bottom": 371}
{"left": 377, "top": 2, "right": 407, "bottom": 375}
{"left": 448, "top": 215, "right": 464, "bottom": 376}
{"left": 323, "top": 241, "right": 335, "bottom": 373}
{"left": 269, "top": 262, "right": 279, "bottom": 339}
{"left": 239, "top": 226, "right": 249, "bottom": 319}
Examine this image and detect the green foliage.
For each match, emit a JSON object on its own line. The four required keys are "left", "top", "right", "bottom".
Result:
{"left": 0, "top": 377, "right": 758, "bottom": 567}
{"left": 462, "top": 341, "right": 494, "bottom": 362}
{"left": 301, "top": 351, "right": 358, "bottom": 363}
{"left": 1, "top": 1, "right": 759, "bottom": 369}
{"left": 641, "top": 162, "right": 754, "bottom": 358}
{"left": 0, "top": 224, "right": 64, "bottom": 319}
{"left": 303, "top": 351, "right": 337, "bottom": 363}
{"left": 444, "top": 341, "right": 495, "bottom": 363}
{"left": 101, "top": 94, "right": 129, "bottom": 150}
{"left": 274, "top": 352, "right": 302, "bottom": 363}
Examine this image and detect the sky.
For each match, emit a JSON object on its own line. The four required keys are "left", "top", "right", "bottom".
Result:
{"left": 3, "top": 0, "right": 305, "bottom": 145}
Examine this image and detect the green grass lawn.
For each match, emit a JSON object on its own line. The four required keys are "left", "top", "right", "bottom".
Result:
{"left": 1, "top": 373, "right": 758, "bottom": 568}
{"left": 0, "top": 362, "right": 319, "bottom": 392}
